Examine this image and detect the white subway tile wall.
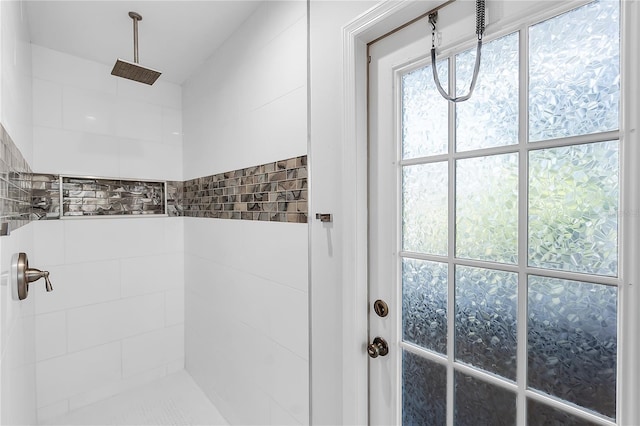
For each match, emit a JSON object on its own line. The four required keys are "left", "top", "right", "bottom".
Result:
{"left": 32, "top": 44, "right": 183, "bottom": 181}
{"left": 1, "top": 4, "right": 36, "bottom": 425}
{"left": 29, "top": 44, "right": 186, "bottom": 420}
{"left": 32, "top": 218, "right": 186, "bottom": 422}
{"left": 181, "top": 2, "right": 309, "bottom": 423}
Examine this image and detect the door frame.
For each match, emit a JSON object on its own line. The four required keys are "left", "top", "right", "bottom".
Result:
{"left": 341, "top": 3, "right": 442, "bottom": 423}
{"left": 340, "top": 1, "right": 640, "bottom": 425}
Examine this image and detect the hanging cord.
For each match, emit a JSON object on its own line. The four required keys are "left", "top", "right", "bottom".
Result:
{"left": 430, "top": 0, "right": 486, "bottom": 103}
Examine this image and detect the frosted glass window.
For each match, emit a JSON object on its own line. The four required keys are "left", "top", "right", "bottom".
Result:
{"left": 403, "top": 258, "right": 447, "bottom": 354}
{"left": 455, "top": 266, "right": 517, "bottom": 380}
{"left": 529, "top": 0, "right": 619, "bottom": 141}
{"left": 402, "top": 162, "right": 448, "bottom": 255}
{"left": 394, "top": 1, "right": 621, "bottom": 422}
{"left": 527, "top": 399, "right": 602, "bottom": 426}
{"left": 528, "top": 141, "right": 619, "bottom": 276}
{"left": 403, "top": 351, "right": 446, "bottom": 425}
{"left": 454, "top": 372, "right": 516, "bottom": 425}
{"left": 402, "top": 60, "right": 449, "bottom": 159}
{"left": 456, "top": 32, "right": 519, "bottom": 151}
{"left": 528, "top": 276, "right": 617, "bottom": 419}
{"left": 456, "top": 153, "right": 518, "bottom": 264}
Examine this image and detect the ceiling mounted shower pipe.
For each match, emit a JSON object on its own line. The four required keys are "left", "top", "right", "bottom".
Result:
{"left": 130, "top": 11, "right": 141, "bottom": 63}
{"left": 111, "top": 11, "right": 162, "bottom": 85}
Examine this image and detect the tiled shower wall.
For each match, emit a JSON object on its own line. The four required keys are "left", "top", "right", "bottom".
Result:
{"left": 182, "top": 2, "right": 309, "bottom": 424}
{"left": 0, "top": 123, "right": 32, "bottom": 233}
{"left": 19, "top": 5, "right": 310, "bottom": 425}
{"left": 181, "top": 155, "right": 307, "bottom": 222}
{"left": 0, "top": 121, "right": 36, "bottom": 426}
{"left": 0, "top": 1, "right": 37, "bottom": 423}
{"left": 31, "top": 155, "right": 309, "bottom": 223}
{"left": 29, "top": 44, "right": 185, "bottom": 424}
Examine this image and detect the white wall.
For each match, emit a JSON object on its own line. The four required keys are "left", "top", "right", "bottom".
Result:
{"left": 182, "top": 1, "right": 309, "bottom": 425}
{"left": 30, "top": 46, "right": 185, "bottom": 423}
{"left": 0, "top": 0, "right": 36, "bottom": 424}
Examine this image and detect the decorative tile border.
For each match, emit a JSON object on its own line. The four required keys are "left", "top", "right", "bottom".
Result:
{"left": 0, "top": 124, "right": 32, "bottom": 234}
{"left": 30, "top": 155, "right": 308, "bottom": 223}
{"left": 2, "top": 122, "right": 306, "bottom": 226}
{"left": 180, "top": 155, "right": 307, "bottom": 223}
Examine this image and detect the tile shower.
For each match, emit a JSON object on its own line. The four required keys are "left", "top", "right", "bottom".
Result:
{"left": 1, "top": 0, "right": 309, "bottom": 424}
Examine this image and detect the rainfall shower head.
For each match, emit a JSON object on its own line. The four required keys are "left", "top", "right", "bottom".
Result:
{"left": 111, "top": 11, "right": 161, "bottom": 85}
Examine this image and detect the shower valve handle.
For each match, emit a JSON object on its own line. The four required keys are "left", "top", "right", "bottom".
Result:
{"left": 25, "top": 268, "right": 53, "bottom": 292}
{"left": 12, "top": 253, "right": 54, "bottom": 300}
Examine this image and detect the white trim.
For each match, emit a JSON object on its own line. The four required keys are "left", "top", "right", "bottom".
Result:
{"left": 342, "top": 2, "right": 444, "bottom": 423}
{"left": 306, "top": 1, "right": 312, "bottom": 425}
{"left": 340, "top": 23, "right": 369, "bottom": 426}
{"left": 619, "top": 0, "right": 639, "bottom": 424}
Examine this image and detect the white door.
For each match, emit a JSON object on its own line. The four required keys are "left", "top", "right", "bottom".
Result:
{"left": 368, "top": 1, "right": 631, "bottom": 424}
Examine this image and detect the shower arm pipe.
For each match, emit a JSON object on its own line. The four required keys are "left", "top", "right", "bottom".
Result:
{"left": 130, "top": 11, "right": 142, "bottom": 64}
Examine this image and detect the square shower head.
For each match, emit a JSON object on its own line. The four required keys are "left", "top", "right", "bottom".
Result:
{"left": 111, "top": 58, "right": 161, "bottom": 86}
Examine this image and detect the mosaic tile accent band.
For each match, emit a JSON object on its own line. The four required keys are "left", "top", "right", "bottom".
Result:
{"left": 0, "top": 124, "right": 32, "bottom": 234}
{"left": 181, "top": 155, "right": 307, "bottom": 223}
{"left": 2, "top": 120, "right": 306, "bottom": 226}
{"left": 31, "top": 155, "right": 308, "bottom": 223}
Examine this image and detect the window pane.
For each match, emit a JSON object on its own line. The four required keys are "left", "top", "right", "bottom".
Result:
{"left": 403, "top": 351, "right": 446, "bottom": 426}
{"left": 529, "top": 0, "right": 619, "bottom": 141}
{"left": 403, "top": 162, "right": 448, "bottom": 255}
{"left": 402, "top": 60, "right": 449, "bottom": 159}
{"left": 456, "top": 153, "right": 518, "bottom": 264}
{"left": 455, "top": 266, "right": 517, "bottom": 380}
{"left": 403, "top": 258, "right": 447, "bottom": 354}
{"left": 527, "top": 399, "right": 602, "bottom": 426}
{"left": 528, "top": 141, "right": 619, "bottom": 276}
{"left": 454, "top": 371, "right": 516, "bottom": 426}
{"left": 528, "top": 276, "right": 617, "bottom": 419}
{"left": 456, "top": 32, "right": 519, "bottom": 151}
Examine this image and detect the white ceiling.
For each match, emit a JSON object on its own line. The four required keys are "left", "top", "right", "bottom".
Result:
{"left": 25, "top": 1, "right": 264, "bottom": 84}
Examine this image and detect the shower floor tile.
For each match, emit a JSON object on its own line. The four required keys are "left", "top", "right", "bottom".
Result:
{"left": 42, "top": 371, "right": 228, "bottom": 425}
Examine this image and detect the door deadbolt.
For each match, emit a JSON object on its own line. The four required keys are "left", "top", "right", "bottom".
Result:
{"left": 367, "top": 337, "right": 389, "bottom": 358}
{"left": 373, "top": 299, "right": 389, "bottom": 317}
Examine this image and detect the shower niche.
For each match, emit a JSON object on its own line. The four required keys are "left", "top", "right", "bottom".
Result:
{"left": 32, "top": 175, "right": 172, "bottom": 219}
